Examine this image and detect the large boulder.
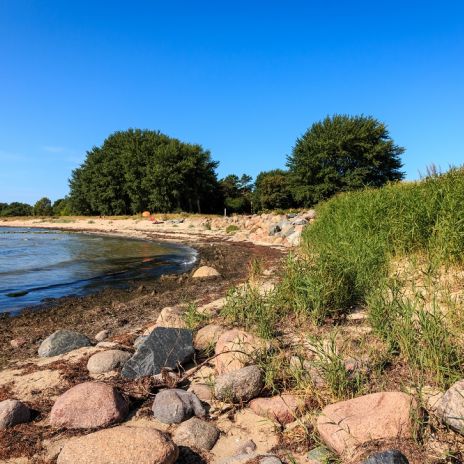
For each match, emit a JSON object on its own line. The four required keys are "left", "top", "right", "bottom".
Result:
{"left": 435, "top": 379, "right": 464, "bottom": 434}
{"left": 214, "top": 365, "right": 263, "bottom": 403}
{"left": 0, "top": 399, "right": 30, "bottom": 429}
{"left": 152, "top": 389, "right": 205, "bottom": 424}
{"left": 87, "top": 349, "right": 131, "bottom": 374}
{"left": 173, "top": 417, "right": 220, "bottom": 450}
{"left": 50, "top": 381, "right": 129, "bottom": 429}
{"left": 192, "top": 266, "right": 221, "bottom": 278}
{"left": 249, "top": 394, "right": 304, "bottom": 424}
{"left": 317, "top": 392, "right": 414, "bottom": 456}
{"left": 121, "top": 327, "right": 194, "bottom": 379}
{"left": 38, "top": 330, "right": 92, "bottom": 357}
{"left": 57, "top": 426, "right": 178, "bottom": 464}
{"left": 215, "top": 329, "right": 263, "bottom": 375}
{"left": 363, "top": 450, "right": 409, "bottom": 463}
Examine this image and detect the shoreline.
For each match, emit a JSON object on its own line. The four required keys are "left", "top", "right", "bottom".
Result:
{"left": 0, "top": 222, "right": 284, "bottom": 368}
{"left": 0, "top": 227, "right": 200, "bottom": 317}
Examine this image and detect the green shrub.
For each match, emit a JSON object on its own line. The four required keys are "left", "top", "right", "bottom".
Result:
{"left": 226, "top": 224, "right": 239, "bottom": 234}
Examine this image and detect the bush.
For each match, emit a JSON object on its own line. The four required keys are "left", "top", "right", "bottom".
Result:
{"left": 225, "top": 224, "right": 239, "bottom": 234}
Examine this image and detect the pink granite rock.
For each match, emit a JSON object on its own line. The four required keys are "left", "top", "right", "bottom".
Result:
{"left": 249, "top": 394, "right": 304, "bottom": 424}
{"left": 50, "top": 381, "right": 129, "bottom": 429}
{"left": 317, "top": 392, "right": 414, "bottom": 456}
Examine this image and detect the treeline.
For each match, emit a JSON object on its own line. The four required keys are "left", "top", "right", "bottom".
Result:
{"left": 0, "top": 198, "right": 70, "bottom": 217}
{"left": 2, "top": 115, "right": 405, "bottom": 216}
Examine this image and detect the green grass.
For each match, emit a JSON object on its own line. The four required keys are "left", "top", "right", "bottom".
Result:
{"left": 277, "top": 168, "right": 464, "bottom": 322}
{"left": 221, "top": 283, "right": 279, "bottom": 339}
{"left": 368, "top": 280, "right": 463, "bottom": 387}
{"left": 182, "top": 303, "right": 209, "bottom": 329}
{"left": 225, "top": 224, "right": 240, "bottom": 234}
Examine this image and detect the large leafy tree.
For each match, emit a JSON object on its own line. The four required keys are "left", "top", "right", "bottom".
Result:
{"left": 254, "top": 169, "right": 294, "bottom": 211}
{"left": 287, "top": 115, "right": 405, "bottom": 206}
{"left": 219, "top": 174, "right": 253, "bottom": 214}
{"left": 33, "top": 197, "right": 53, "bottom": 216}
{"left": 69, "top": 129, "right": 221, "bottom": 215}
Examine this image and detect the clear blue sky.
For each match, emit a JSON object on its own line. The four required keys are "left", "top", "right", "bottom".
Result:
{"left": 0, "top": 1, "right": 463, "bottom": 204}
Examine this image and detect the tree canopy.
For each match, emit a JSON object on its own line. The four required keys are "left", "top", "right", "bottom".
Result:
{"left": 69, "top": 129, "right": 221, "bottom": 215}
{"left": 219, "top": 174, "right": 253, "bottom": 214}
{"left": 0, "top": 202, "right": 33, "bottom": 217}
{"left": 33, "top": 197, "right": 53, "bottom": 216}
{"left": 287, "top": 115, "right": 405, "bottom": 206}
{"left": 254, "top": 169, "right": 294, "bottom": 211}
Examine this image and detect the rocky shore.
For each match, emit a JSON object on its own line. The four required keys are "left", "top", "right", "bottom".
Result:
{"left": 1, "top": 212, "right": 463, "bottom": 463}
{"left": 1, "top": 209, "right": 316, "bottom": 248}
{"left": 1, "top": 259, "right": 435, "bottom": 464}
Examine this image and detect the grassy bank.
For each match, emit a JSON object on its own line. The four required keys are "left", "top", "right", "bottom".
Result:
{"left": 223, "top": 167, "right": 464, "bottom": 391}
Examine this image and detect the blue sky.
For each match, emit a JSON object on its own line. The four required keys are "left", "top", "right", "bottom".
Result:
{"left": 0, "top": 1, "right": 463, "bottom": 203}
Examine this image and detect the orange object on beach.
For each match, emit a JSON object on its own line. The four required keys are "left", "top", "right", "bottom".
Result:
{"left": 142, "top": 211, "right": 151, "bottom": 218}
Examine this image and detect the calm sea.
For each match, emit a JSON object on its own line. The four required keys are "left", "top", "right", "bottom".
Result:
{"left": 0, "top": 227, "right": 197, "bottom": 315}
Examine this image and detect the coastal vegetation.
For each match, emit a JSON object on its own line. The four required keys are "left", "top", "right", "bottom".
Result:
{"left": 0, "top": 114, "right": 400, "bottom": 217}
{"left": 5, "top": 117, "right": 463, "bottom": 463}
{"left": 68, "top": 129, "right": 221, "bottom": 215}
{"left": 287, "top": 114, "right": 405, "bottom": 206}
{"left": 224, "top": 166, "right": 464, "bottom": 390}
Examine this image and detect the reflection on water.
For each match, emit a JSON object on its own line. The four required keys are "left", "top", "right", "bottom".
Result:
{"left": 0, "top": 227, "right": 197, "bottom": 314}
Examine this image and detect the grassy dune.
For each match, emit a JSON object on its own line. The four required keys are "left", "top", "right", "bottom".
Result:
{"left": 223, "top": 167, "right": 464, "bottom": 394}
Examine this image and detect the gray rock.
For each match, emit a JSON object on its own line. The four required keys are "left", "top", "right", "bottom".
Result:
{"left": 436, "top": 379, "right": 464, "bottom": 433}
{"left": 152, "top": 389, "right": 205, "bottom": 424}
{"left": 307, "top": 446, "right": 332, "bottom": 463}
{"left": 121, "top": 327, "right": 194, "bottom": 379}
{"left": 363, "top": 450, "right": 409, "bottom": 464}
{"left": 87, "top": 349, "right": 131, "bottom": 374}
{"left": 268, "top": 224, "right": 281, "bottom": 236}
{"left": 214, "top": 365, "right": 263, "bottom": 402}
{"left": 173, "top": 417, "right": 219, "bottom": 450}
{"left": 291, "top": 218, "right": 308, "bottom": 226}
{"left": 38, "top": 330, "right": 92, "bottom": 357}
{"left": 133, "top": 335, "right": 148, "bottom": 349}
{"left": 0, "top": 399, "right": 31, "bottom": 429}
{"left": 280, "top": 225, "right": 295, "bottom": 238}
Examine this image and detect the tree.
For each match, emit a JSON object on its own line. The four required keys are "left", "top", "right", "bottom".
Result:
{"left": 219, "top": 174, "right": 253, "bottom": 214}
{"left": 287, "top": 115, "right": 405, "bottom": 206}
{"left": 69, "top": 129, "right": 222, "bottom": 215}
{"left": 52, "top": 198, "right": 71, "bottom": 216}
{"left": 254, "top": 169, "right": 294, "bottom": 211}
{"left": 0, "top": 202, "right": 33, "bottom": 216}
{"left": 33, "top": 197, "right": 53, "bottom": 216}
